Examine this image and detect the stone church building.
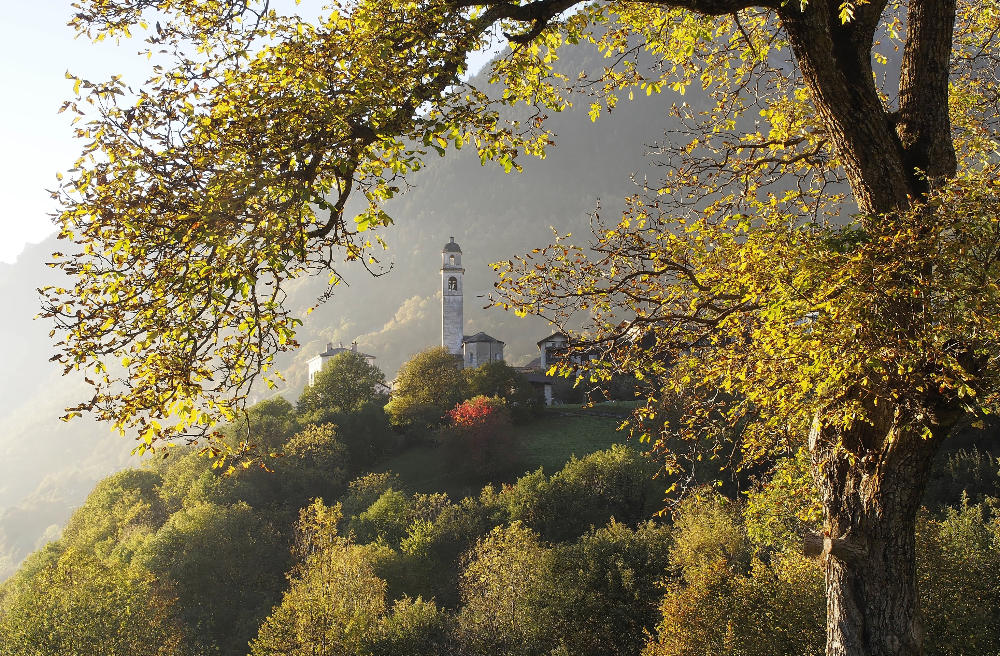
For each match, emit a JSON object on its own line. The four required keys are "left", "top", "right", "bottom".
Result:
{"left": 440, "top": 237, "right": 505, "bottom": 368}
{"left": 305, "top": 237, "right": 565, "bottom": 401}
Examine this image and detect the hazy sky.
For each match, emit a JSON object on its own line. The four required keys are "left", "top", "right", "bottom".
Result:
{"left": 0, "top": 2, "right": 500, "bottom": 264}
{"left": 0, "top": 1, "right": 154, "bottom": 263}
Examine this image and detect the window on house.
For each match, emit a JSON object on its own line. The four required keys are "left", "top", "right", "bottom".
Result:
{"left": 448, "top": 276, "right": 458, "bottom": 291}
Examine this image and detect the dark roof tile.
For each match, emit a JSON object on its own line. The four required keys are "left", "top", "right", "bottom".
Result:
{"left": 463, "top": 331, "right": 503, "bottom": 344}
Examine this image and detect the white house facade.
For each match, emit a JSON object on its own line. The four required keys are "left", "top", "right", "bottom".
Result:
{"left": 307, "top": 341, "right": 377, "bottom": 385}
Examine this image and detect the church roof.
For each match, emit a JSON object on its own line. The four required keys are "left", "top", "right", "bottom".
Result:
{"left": 314, "top": 342, "right": 375, "bottom": 360}
{"left": 463, "top": 332, "right": 504, "bottom": 344}
{"left": 443, "top": 237, "right": 462, "bottom": 253}
{"left": 536, "top": 331, "right": 568, "bottom": 347}
{"left": 517, "top": 357, "right": 542, "bottom": 372}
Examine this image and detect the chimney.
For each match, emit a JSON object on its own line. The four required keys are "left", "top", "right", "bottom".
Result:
{"left": 326, "top": 342, "right": 333, "bottom": 351}
{"left": 351, "top": 342, "right": 358, "bottom": 352}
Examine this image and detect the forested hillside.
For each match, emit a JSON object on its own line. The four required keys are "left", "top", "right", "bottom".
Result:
{"left": 0, "top": 240, "right": 137, "bottom": 579}
{"left": 0, "top": 43, "right": 682, "bottom": 577}
{"left": 1, "top": 351, "right": 998, "bottom": 656}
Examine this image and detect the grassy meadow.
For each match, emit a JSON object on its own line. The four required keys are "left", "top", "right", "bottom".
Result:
{"left": 375, "top": 404, "right": 641, "bottom": 497}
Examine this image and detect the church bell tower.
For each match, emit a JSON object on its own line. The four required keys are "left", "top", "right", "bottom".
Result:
{"left": 441, "top": 237, "right": 464, "bottom": 356}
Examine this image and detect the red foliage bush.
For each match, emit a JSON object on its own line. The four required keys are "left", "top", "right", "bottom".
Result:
{"left": 439, "top": 396, "right": 519, "bottom": 477}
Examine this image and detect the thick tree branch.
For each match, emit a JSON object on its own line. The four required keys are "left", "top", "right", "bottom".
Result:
{"left": 780, "top": 0, "right": 912, "bottom": 215}
{"left": 898, "top": 0, "right": 958, "bottom": 186}
{"left": 453, "top": 0, "right": 778, "bottom": 23}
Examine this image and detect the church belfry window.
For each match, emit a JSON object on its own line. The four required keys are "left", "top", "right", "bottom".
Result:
{"left": 448, "top": 276, "right": 458, "bottom": 291}
{"left": 450, "top": 255, "right": 455, "bottom": 265}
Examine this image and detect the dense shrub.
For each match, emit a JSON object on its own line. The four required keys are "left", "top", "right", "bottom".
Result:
{"left": 153, "top": 428, "right": 346, "bottom": 514}
{"left": 385, "top": 347, "right": 470, "bottom": 428}
{"left": 0, "top": 547, "right": 184, "bottom": 656}
{"left": 368, "top": 596, "right": 458, "bottom": 656}
{"left": 645, "top": 492, "right": 826, "bottom": 656}
{"left": 918, "top": 498, "right": 1000, "bottom": 655}
{"left": 320, "top": 402, "right": 399, "bottom": 472}
{"left": 252, "top": 501, "right": 469, "bottom": 656}
{"left": 454, "top": 517, "right": 671, "bottom": 656}
{"left": 284, "top": 424, "right": 349, "bottom": 474}
{"left": 351, "top": 488, "right": 414, "bottom": 545}
{"left": 221, "top": 396, "right": 300, "bottom": 453}
{"left": 156, "top": 449, "right": 216, "bottom": 513}
{"left": 348, "top": 448, "right": 664, "bottom": 611}
{"left": 135, "top": 502, "right": 290, "bottom": 656}
{"left": 59, "top": 469, "right": 167, "bottom": 560}
{"left": 458, "top": 522, "right": 551, "bottom": 656}
{"left": 653, "top": 478, "right": 1000, "bottom": 656}
{"left": 340, "top": 472, "right": 404, "bottom": 522}
{"left": 279, "top": 423, "right": 350, "bottom": 503}
{"left": 438, "top": 396, "right": 521, "bottom": 477}
{"left": 923, "top": 446, "right": 1000, "bottom": 507}
{"left": 10, "top": 418, "right": 1000, "bottom": 656}
{"left": 382, "top": 490, "right": 508, "bottom": 607}
{"left": 504, "top": 444, "right": 660, "bottom": 543}
{"left": 543, "top": 521, "right": 671, "bottom": 656}
{"left": 251, "top": 501, "right": 386, "bottom": 656}
{"left": 350, "top": 490, "right": 452, "bottom": 546}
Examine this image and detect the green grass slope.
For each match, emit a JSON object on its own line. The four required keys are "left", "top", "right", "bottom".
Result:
{"left": 375, "top": 409, "right": 637, "bottom": 498}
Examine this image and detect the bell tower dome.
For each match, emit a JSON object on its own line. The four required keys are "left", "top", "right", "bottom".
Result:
{"left": 441, "top": 237, "right": 465, "bottom": 356}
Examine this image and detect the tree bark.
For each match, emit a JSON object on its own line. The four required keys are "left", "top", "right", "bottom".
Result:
{"left": 896, "top": 0, "right": 959, "bottom": 188}
{"left": 781, "top": 0, "right": 913, "bottom": 215}
{"left": 774, "top": 3, "right": 960, "bottom": 654}
{"left": 808, "top": 398, "right": 961, "bottom": 656}
{"left": 778, "top": 0, "right": 958, "bottom": 215}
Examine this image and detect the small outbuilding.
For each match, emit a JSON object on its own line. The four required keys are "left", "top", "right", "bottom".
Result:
{"left": 462, "top": 332, "right": 505, "bottom": 369}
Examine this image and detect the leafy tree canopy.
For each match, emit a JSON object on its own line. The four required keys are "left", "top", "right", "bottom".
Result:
{"left": 133, "top": 500, "right": 290, "bottom": 655}
{"left": 47, "top": 0, "right": 1000, "bottom": 470}
{"left": 466, "top": 361, "right": 531, "bottom": 399}
{"left": 465, "top": 360, "right": 542, "bottom": 422}
{"left": 440, "top": 395, "right": 520, "bottom": 477}
{"left": 43, "top": 0, "right": 551, "bottom": 449}
{"left": 0, "top": 546, "right": 184, "bottom": 656}
{"left": 222, "top": 395, "right": 300, "bottom": 454}
{"left": 298, "top": 351, "right": 388, "bottom": 418}
{"left": 385, "top": 347, "right": 470, "bottom": 426}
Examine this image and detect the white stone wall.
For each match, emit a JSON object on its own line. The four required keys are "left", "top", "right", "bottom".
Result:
{"left": 307, "top": 356, "right": 325, "bottom": 385}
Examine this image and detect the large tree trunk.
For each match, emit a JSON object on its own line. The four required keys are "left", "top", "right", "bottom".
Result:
{"left": 776, "top": 2, "right": 960, "bottom": 654}
{"left": 807, "top": 400, "right": 961, "bottom": 656}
